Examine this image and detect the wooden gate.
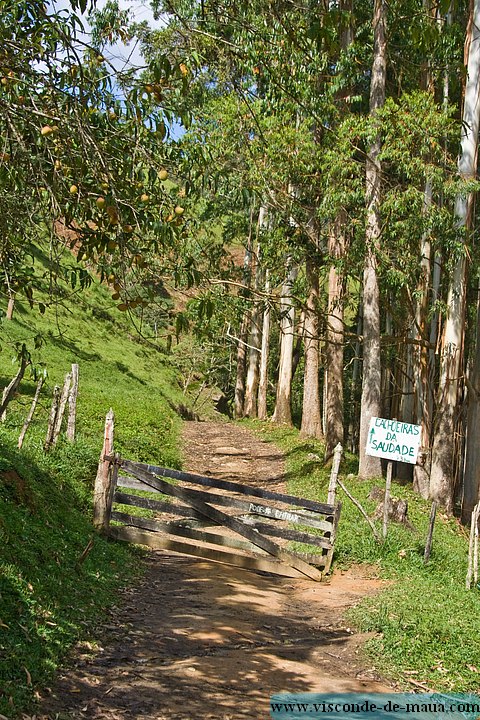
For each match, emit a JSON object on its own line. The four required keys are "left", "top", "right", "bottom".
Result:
{"left": 95, "top": 451, "right": 341, "bottom": 582}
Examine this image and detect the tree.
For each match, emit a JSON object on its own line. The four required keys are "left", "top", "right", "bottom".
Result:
{"left": 430, "top": 0, "right": 480, "bottom": 512}
{"left": 358, "top": 0, "right": 387, "bottom": 479}
{"left": 0, "top": 0, "right": 187, "bottom": 325}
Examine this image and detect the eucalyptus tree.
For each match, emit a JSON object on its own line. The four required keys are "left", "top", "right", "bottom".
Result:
{"left": 143, "top": 0, "right": 473, "bottom": 509}
{"left": 430, "top": 0, "right": 480, "bottom": 513}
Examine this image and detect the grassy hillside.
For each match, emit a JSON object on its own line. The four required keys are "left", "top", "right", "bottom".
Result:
{"left": 0, "top": 254, "right": 191, "bottom": 717}
{"left": 244, "top": 420, "right": 480, "bottom": 695}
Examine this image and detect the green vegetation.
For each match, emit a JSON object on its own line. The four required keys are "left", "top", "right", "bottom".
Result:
{"left": 243, "top": 420, "right": 480, "bottom": 694}
{"left": 0, "top": 262, "right": 190, "bottom": 717}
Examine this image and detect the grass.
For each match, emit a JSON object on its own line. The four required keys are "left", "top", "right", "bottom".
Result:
{"left": 241, "top": 419, "right": 480, "bottom": 694}
{"left": 0, "top": 248, "right": 193, "bottom": 717}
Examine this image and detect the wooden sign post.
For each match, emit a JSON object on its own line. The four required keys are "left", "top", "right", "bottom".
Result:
{"left": 366, "top": 416, "right": 421, "bottom": 540}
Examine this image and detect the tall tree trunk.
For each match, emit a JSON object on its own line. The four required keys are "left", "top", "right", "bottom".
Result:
{"left": 257, "top": 270, "right": 271, "bottom": 420}
{"left": 358, "top": 0, "right": 387, "bottom": 478}
{"left": 301, "top": 255, "right": 322, "bottom": 438}
{"left": 244, "top": 207, "right": 267, "bottom": 418}
{"left": 244, "top": 299, "right": 262, "bottom": 417}
{"left": 272, "top": 260, "right": 298, "bottom": 425}
{"left": 347, "top": 298, "right": 363, "bottom": 453}
{"left": 234, "top": 314, "right": 249, "bottom": 419}
{"left": 323, "top": 0, "right": 352, "bottom": 455}
{"left": 463, "top": 287, "right": 480, "bottom": 521}
{"left": 234, "top": 214, "right": 254, "bottom": 419}
{"left": 412, "top": 2, "right": 447, "bottom": 496}
{"left": 325, "top": 215, "right": 346, "bottom": 455}
{"left": 430, "top": 0, "right": 480, "bottom": 512}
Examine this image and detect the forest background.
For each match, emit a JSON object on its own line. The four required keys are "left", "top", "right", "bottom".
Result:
{"left": 1, "top": 0, "right": 480, "bottom": 521}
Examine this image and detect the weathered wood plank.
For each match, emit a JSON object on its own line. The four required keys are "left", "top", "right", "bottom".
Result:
{"left": 113, "top": 491, "right": 205, "bottom": 521}
{"left": 117, "top": 476, "right": 162, "bottom": 493}
{"left": 113, "top": 496, "right": 332, "bottom": 550}
{"left": 246, "top": 501, "right": 334, "bottom": 531}
{"left": 108, "top": 525, "right": 305, "bottom": 579}
{"left": 121, "top": 460, "right": 324, "bottom": 581}
{"left": 66, "top": 363, "right": 79, "bottom": 442}
{"left": 116, "top": 479, "right": 334, "bottom": 531}
{"left": 111, "top": 511, "right": 267, "bottom": 554}
{"left": 133, "top": 461, "right": 335, "bottom": 515}
{"left": 296, "top": 551, "right": 328, "bottom": 568}
{"left": 239, "top": 517, "right": 333, "bottom": 550}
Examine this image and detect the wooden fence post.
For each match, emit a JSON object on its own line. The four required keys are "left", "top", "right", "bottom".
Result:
{"left": 423, "top": 500, "right": 437, "bottom": 564}
{"left": 382, "top": 460, "right": 393, "bottom": 540}
{"left": 67, "top": 363, "right": 79, "bottom": 442}
{"left": 0, "top": 354, "right": 30, "bottom": 422}
{"left": 44, "top": 385, "right": 60, "bottom": 451}
{"left": 327, "top": 443, "right": 343, "bottom": 505}
{"left": 466, "top": 503, "right": 479, "bottom": 589}
{"left": 51, "top": 372, "right": 72, "bottom": 447}
{"left": 93, "top": 409, "right": 115, "bottom": 532}
{"left": 18, "top": 376, "right": 44, "bottom": 449}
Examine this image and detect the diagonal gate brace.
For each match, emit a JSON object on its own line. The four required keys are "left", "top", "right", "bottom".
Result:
{"left": 121, "top": 459, "right": 323, "bottom": 582}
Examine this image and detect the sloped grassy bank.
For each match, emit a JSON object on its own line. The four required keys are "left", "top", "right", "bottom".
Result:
{"left": 243, "top": 420, "right": 480, "bottom": 694}
{"left": 0, "top": 271, "right": 189, "bottom": 716}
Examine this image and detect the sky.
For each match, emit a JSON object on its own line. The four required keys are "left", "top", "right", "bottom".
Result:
{"left": 50, "top": 0, "right": 165, "bottom": 72}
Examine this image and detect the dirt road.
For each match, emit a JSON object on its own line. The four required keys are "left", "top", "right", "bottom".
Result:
{"left": 40, "top": 422, "right": 391, "bottom": 720}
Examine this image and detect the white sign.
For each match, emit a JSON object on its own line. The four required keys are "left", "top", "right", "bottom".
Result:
{"left": 366, "top": 417, "right": 421, "bottom": 465}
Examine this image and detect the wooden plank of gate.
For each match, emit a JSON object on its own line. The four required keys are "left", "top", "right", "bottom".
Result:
{"left": 138, "top": 462, "right": 334, "bottom": 515}
{"left": 109, "top": 525, "right": 304, "bottom": 579}
{"left": 239, "top": 517, "right": 333, "bottom": 549}
{"left": 116, "top": 478, "right": 332, "bottom": 530}
{"left": 114, "top": 490, "right": 205, "bottom": 521}
{"left": 111, "top": 510, "right": 268, "bottom": 555}
{"left": 121, "top": 459, "right": 324, "bottom": 582}
{"left": 113, "top": 496, "right": 331, "bottom": 547}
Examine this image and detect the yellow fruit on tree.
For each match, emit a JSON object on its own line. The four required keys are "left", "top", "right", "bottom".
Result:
{"left": 140, "top": 193, "right": 150, "bottom": 203}
{"left": 106, "top": 206, "right": 119, "bottom": 224}
{"left": 41, "top": 125, "right": 54, "bottom": 136}
{"left": 96, "top": 196, "right": 106, "bottom": 209}
{"left": 174, "top": 205, "right": 185, "bottom": 216}
{"left": 69, "top": 184, "right": 79, "bottom": 195}
{"left": 158, "top": 169, "right": 168, "bottom": 181}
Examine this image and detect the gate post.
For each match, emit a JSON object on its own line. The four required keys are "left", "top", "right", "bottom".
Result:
{"left": 93, "top": 409, "right": 115, "bottom": 532}
{"left": 327, "top": 443, "right": 343, "bottom": 505}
